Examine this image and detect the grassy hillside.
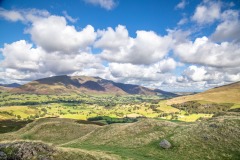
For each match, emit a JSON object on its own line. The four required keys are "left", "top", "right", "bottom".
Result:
{"left": 1, "top": 118, "right": 100, "bottom": 144}
{"left": 0, "top": 115, "right": 239, "bottom": 160}
{"left": 64, "top": 114, "right": 240, "bottom": 160}
{"left": 167, "top": 81, "right": 240, "bottom": 105}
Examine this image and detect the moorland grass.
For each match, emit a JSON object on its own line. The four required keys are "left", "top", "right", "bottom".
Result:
{"left": 0, "top": 114, "right": 239, "bottom": 160}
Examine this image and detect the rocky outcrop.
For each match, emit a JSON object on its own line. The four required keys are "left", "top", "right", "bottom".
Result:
{"left": 0, "top": 141, "right": 56, "bottom": 160}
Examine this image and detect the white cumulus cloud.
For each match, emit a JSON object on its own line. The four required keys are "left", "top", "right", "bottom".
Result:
{"left": 174, "top": 36, "right": 240, "bottom": 68}
{"left": 0, "top": 40, "right": 43, "bottom": 71}
{"left": 211, "top": 9, "right": 240, "bottom": 42}
{"left": 84, "top": 0, "right": 117, "bottom": 10}
{"left": 96, "top": 25, "right": 173, "bottom": 65}
{"left": 27, "top": 16, "right": 96, "bottom": 53}
{"left": 192, "top": 1, "right": 221, "bottom": 24}
{"left": 183, "top": 65, "right": 207, "bottom": 82}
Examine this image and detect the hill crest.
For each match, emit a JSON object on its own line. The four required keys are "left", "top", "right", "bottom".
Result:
{"left": 167, "top": 81, "right": 240, "bottom": 104}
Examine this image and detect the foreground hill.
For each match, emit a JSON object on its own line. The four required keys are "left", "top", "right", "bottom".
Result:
{"left": 12, "top": 75, "right": 177, "bottom": 97}
{"left": 167, "top": 81, "right": 240, "bottom": 104}
{"left": 0, "top": 141, "right": 119, "bottom": 160}
{"left": 0, "top": 115, "right": 239, "bottom": 160}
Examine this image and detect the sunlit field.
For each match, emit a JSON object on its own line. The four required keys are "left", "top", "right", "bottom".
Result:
{"left": 1, "top": 92, "right": 236, "bottom": 123}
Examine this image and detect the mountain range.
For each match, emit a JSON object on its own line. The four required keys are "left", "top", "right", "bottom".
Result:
{"left": 0, "top": 83, "right": 21, "bottom": 88}
{"left": 11, "top": 75, "right": 177, "bottom": 97}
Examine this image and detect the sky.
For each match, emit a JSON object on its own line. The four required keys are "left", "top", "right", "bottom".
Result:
{"left": 0, "top": 0, "right": 240, "bottom": 92}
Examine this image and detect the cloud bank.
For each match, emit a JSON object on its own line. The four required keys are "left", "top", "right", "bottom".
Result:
{"left": 0, "top": 0, "right": 240, "bottom": 91}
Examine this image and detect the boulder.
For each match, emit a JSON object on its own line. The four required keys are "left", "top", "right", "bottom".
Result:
{"left": 209, "top": 123, "right": 218, "bottom": 128}
{"left": 159, "top": 139, "right": 171, "bottom": 149}
{"left": 0, "top": 151, "right": 7, "bottom": 160}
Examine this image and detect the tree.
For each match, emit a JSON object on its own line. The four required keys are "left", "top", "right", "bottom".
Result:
{"left": 41, "top": 108, "right": 47, "bottom": 113}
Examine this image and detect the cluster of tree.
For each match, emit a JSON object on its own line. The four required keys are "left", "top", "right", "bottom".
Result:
{"left": 0, "top": 111, "right": 14, "bottom": 116}
{"left": 87, "top": 116, "right": 138, "bottom": 124}
{"left": 67, "top": 110, "right": 78, "bottom": 114}
{"left": 87, "top": 116, "right": 105, "bottom": 121}
{"left": 158, "top": 112, "right": 179, "bottom": 119}
{"left": 171, "top": 101, "right": 233, "bottom": 114}
{"left": 41, "top": 108, "right": 47, "bottom": 113}
{"left": 149, "top": 104, "right": 162, "bottom": 113}
{"left": 25, "top": 112, "right": 47, "bottom": 120}
{"left": 1, "top": 100, "right": 84, "bottom": 106}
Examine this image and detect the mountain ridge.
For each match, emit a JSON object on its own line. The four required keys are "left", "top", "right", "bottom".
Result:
{"left": 11, "top": 75, "right": 177, "bottom": 97}
{"left": 0, "top": 83, "right": 21, "bottom": 88}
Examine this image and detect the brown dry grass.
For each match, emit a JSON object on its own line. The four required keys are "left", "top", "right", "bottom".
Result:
{"left": 167, "top": 82, "right": 240, "bottom": 105}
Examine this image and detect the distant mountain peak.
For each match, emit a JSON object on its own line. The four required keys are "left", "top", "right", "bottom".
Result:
{"left": 0, "top": 83, "right": 21, "bottom": 88}
{"left": 11, "top": 75, "right": 177, "bottom": 98}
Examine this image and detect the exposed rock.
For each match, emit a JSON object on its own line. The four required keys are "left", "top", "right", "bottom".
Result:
{"left": 159, "top": 139, "right": 171, "bottom": 149}
{"left": 203, "top": 134, "right": 210, "bottom": 141}
{"left": 0, "top": 151, "right": 7, "bottom": 160}
{"left": 0, "top": 141, "right": 56, "bottom": 160}
{"left": 209, "top": 123, "right": 218, "bottom": 128}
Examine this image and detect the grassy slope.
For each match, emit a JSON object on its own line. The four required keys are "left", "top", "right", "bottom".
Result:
{"left": 0, "top": 115, "right": 239, "bottom": 160}
{"left": 0, "top": 118, "right": 100, "bottom": 144}
{"left": 55, "top": 147, "right": 120, "bottom": 160}
{"left": 167, "top": 82, "right": 240, "bottom": 105}
{"left": 0, "top": 119, "right": 33, "bottom": 133}
{"left": 0, "top": 118, "right": 120, "bottom": 160}
{"left": 64, "top": 115, "right": 240, "bottom": 160}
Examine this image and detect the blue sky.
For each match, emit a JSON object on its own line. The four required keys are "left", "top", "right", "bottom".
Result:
{"left": 0, "top": 0, "right": 240, "bottom": 92}
{"left": 0, "top": 0, "right": 195, "bottom": 45}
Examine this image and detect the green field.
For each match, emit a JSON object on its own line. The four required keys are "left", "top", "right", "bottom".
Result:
{"left": 0, "top": 93, "right": 221, "bottom": 122}
{"left": 1, "top": 92, "right": 240, "bottom": 123}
